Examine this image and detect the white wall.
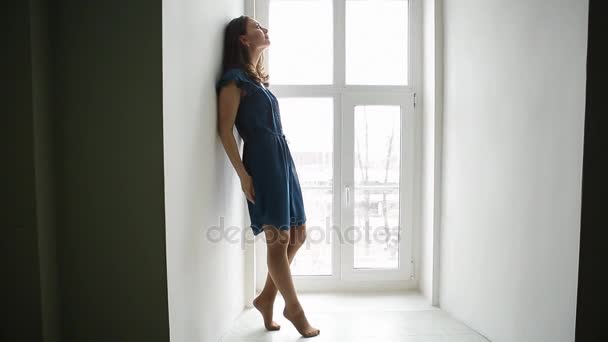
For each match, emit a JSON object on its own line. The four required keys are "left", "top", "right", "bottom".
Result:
{"left": 420, "top": 0, "right": 444, "bottom": 307}
{"left": 439, "top": 1, "right": 588, "bottom": 341}
{"left": 163, "top": 1, "right": 250, "bottom": 341}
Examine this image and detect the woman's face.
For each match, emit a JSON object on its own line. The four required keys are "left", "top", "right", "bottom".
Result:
{"left": 241, "top": 17, "right": 270, "bottom": 50}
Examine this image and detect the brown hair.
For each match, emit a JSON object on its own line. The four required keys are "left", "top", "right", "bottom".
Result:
{"left": 219, "top": 15, "right": 269, "bottom": 87}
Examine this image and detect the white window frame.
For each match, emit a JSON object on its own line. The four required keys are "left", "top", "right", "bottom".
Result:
{"left": 249, "top": 0, "right": 422, "bottom": 292}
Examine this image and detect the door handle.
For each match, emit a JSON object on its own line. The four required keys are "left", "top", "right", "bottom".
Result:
{"left": 345, "top": 185, "right": 350, "bottom": 207}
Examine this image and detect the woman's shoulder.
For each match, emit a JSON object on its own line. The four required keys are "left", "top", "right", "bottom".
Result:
{"left": 216, "top": 67, "right": 256, "bottom": 95}
{"left": 224, "top": 68, "right": 264, "bottom": 86}
{"left": 223, "top": 66, "right": 243, "bottom": 74}
{"left": 219, "top": 67, "right": 244, "bottom": 80}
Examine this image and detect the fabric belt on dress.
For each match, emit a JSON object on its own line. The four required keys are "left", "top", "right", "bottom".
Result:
{"left": 267, "top": 131, "right": 289, "bottom": 143}
{"left": 267, "top": 131, "right": 285, "bottom": 137}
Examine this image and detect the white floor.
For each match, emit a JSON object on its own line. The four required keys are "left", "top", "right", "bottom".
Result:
{"left": 219, "top": 290, "right": 490, "bottom": 342}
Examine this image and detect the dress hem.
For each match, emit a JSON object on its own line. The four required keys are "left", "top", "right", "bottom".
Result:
{"left": 251, "top": 218, "right": 307, "bottom": 236}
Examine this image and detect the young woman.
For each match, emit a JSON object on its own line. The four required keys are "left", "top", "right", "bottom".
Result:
{"left": 216, "top": 16, "right": 320, "bottom": 338}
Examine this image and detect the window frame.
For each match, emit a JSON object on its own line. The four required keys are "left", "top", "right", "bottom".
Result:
{"left": 249, "top": 0, "right": 422, "bottom": 291}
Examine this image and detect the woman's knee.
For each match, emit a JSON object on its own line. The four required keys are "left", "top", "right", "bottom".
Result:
{"left": 291, "top": 224, "right": 307, "bottom": 247}
{"left": 263, "top": 224, "right": 290, "bottom": 249}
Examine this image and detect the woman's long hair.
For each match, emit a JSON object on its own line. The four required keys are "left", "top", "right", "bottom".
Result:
{"left": 219, "top": 15, "right": 269, "bottom": 87}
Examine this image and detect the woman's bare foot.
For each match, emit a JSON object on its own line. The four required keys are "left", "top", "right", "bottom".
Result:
{"left": 283, "top": 303, "right": 320, "bottom": 337}
{"left": 253, "top": 295, "right": 280, "bottom": 331}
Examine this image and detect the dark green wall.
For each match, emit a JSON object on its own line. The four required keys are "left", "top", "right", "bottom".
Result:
{"left": 50, "top": 0, "right": 170, "bottom": 341}
{"left": 4, "top": 0, "right": 170, "bottom": 341}
{"left": 4, "top": 1, "right": 58, "bottom": 341}
{"left": 31, "top": 0, "right": 61, "bottom": 341}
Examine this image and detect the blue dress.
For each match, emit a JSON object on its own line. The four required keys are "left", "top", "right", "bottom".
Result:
{"left": 216, "top": 67, "right": 307, "bottom": 236}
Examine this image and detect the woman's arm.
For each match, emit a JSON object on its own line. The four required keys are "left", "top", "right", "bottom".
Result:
{"left": 218, "top": 81, "right": 247, "bottom": 178}
{"left": 217, "top": 82, "right": 255, "bottom": 203}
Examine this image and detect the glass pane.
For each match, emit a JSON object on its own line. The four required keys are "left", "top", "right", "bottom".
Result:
{"left": 346, "top": 0, "right": 409, "bottom": 85}
{"left": 353, "top": 105, "right": 401, "bottom": 269}
{"left": 278, "top": 98, "right": 334, "bottom": 275}
{"left": 269, "top": 0, "right": 333, "bottom": 85}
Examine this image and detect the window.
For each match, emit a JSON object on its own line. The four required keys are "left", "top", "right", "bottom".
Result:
{"left": 253, "top": 0, "right": 420, "bottom": 290}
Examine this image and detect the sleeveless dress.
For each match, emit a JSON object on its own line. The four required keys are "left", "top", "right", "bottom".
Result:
{"left": 216, "top": 67, "right": 307, "bottom": 236}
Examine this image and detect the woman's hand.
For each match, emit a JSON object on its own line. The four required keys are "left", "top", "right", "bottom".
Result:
{"left": 240, "top": 173, "right": 256, "bottom": 204}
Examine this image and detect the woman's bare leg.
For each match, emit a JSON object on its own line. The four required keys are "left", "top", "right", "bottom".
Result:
{"left": 253, "top": 224, "right": 307, "bottom": 330}
{"left": 261, "top": 224, "right": 320, "bottom": 337}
